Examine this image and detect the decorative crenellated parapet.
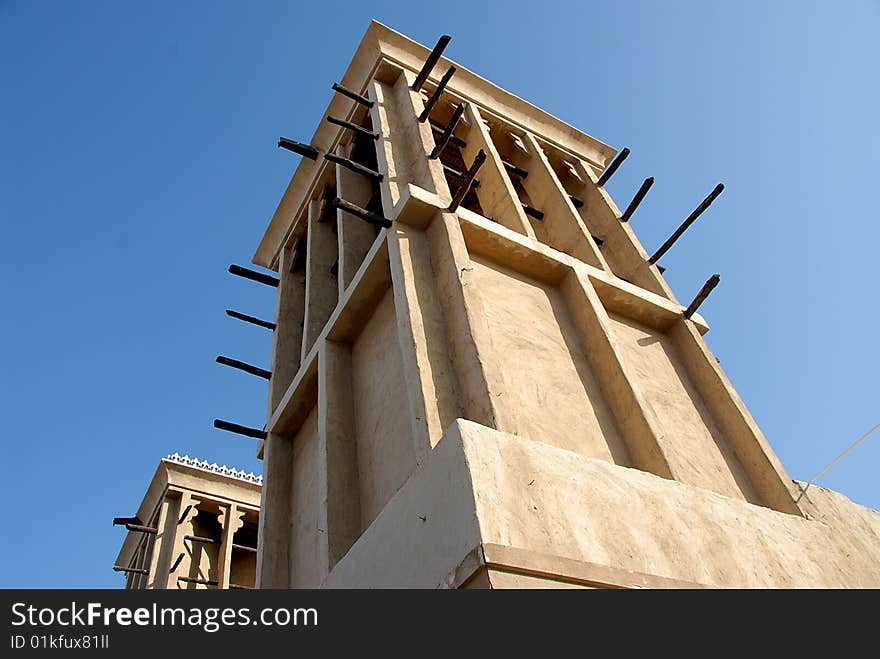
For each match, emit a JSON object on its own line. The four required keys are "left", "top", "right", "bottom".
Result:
{"left": 164, "top": 453, "right": 262, "bottom": 485}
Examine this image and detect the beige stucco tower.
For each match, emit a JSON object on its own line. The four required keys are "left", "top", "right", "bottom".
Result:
{"left": 247, "top": 22, "right": 880, "bottom": 588}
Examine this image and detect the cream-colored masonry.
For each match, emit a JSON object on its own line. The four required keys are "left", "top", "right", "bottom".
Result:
{"left": 115, "top": 458, "right": 261, "bottom": 590}
{"left": 252, "top": 22, "right": 876, "bottom": 588}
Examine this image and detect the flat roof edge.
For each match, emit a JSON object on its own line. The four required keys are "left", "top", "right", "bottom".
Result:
{"left": 252, "top": 21, "right": 616, "bottom": 270}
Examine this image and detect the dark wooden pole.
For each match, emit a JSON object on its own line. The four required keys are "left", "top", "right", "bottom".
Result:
{"left": 113, "top": 566, "right": 149, "bottom": 575}
{"left": 502, "top": 160, "right": 529, "bottom": 179}
{"left": 178, "top": 576, "right": 219, "bottom": 586}
{"left": 325, "top": 116, "right": 379, "bottom": 140}
{"left": 213, "top": 419, "right": 267, "bottom": 440}
{"left": 648, "top": 184, "right": 724, "bottom": 264}
{"left": 522, "top": 204, "right": 544, "bottom": 221}
{"left": 232, "top": 543, "right": 258, "bottom": 553}
{"left": 226, "top": 309, "right": 276, "bottom": 331}
{"left": 418, "top": 65, "right": 457, "bottom": 122}
{"left": 430, "top": 119, "right": 466, "bottom": 148}
{"left": 169, "top": 553, "right": 185, "bottom": 572}
{"left": 448, "top": 149, "right": 486, "bottom": 211}
{"left": 185, "top": 534, "right": 221, "bottom": 545}
{"left": 216, "top": 356, "right": 271, "bottom": 380}
{"left": 332, "top": 82, "right": 373, "bottom": 108}
{"left": 429, "top": 103, "right": 465, "bottom": 158}
{"left": 324, "top": 153, "right": 383, "bottom": 181}
{"left": 331, "top": 197, "right": 392, "bottom": 229}
{"left": 619, "top": 177, "right": 654, "bottom": 222}
{"left": 228, "top": 264, "right": 279, "bottom": 287}
{"left": 683, "top": 274, "right": 721, "bottom": 319}
{"left": 125, "top": 523, "right": 158, "bottom": 535}
{"left": 411, "top": 35, "right": 452, "bottom": 92}
{"left": 596, "top": 147, "right": 630, "bottom": 187}
{"left": 278, "top": 138, "right": 319, "bottom": 160}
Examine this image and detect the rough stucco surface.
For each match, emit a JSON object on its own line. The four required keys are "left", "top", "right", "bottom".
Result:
{"left": 230, "top": 554, "right": 256, "bottom": 588}
{"left": 352, "top": 286, "right": 414, "bottom": 529}
{"left": 188, "top": 515, "right": 220, "bottom": 587}
{"left": 322, "top": 422, "right": 482, "bottom": 588}
{"left": 315, "top": 419, "right": 879, "bottom": 588}
{"left": 470, "top": 256, "right": 630, "bottom": 465}
{"left": 290, "top": 406, "right": 320, "bottom": 588}
{"left": 393, "top": 225, "right": 463, "bottom": 447}
{"left": 607, "top": 313, "right": 761, "bottom": 504}
{"left": 463, "top": 420, "right": 880, "bottom": 588}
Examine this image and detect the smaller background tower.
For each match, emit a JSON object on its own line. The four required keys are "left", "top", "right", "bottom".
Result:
{"left": 114, "top": 454, "right": 261, "bottom": 589}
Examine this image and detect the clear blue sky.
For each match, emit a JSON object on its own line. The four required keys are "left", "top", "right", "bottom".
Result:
{"left": 1, "top": 1, "right": 877, "bottom": 588}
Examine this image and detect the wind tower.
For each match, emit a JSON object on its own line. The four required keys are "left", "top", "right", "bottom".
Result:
{"left": 113, "top": 454, "right": 261, "bottom": 589}
{"left": 215, "top": 22, "right": 880, "bottom": 588}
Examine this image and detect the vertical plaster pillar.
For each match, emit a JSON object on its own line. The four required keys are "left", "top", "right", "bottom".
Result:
{"left": 217, "top": 504, "right": 247, "bottom": 589}
{"left": 164, "top": 491, "right": 198, "bottom": 588}
{"left": 145, "top": 495, "right": 172, "bottom": 589}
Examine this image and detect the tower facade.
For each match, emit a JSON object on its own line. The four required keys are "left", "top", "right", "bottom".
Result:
{"left": 114, "top": 454, "right": 261, "bottom": 589}
{"left": 247, "top": 22, "right": 880, "bottom": 588}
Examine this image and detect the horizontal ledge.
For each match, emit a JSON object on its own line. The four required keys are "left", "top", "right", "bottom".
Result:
{"left": 480, "top": 543, "right": 709, "bottom": 590}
